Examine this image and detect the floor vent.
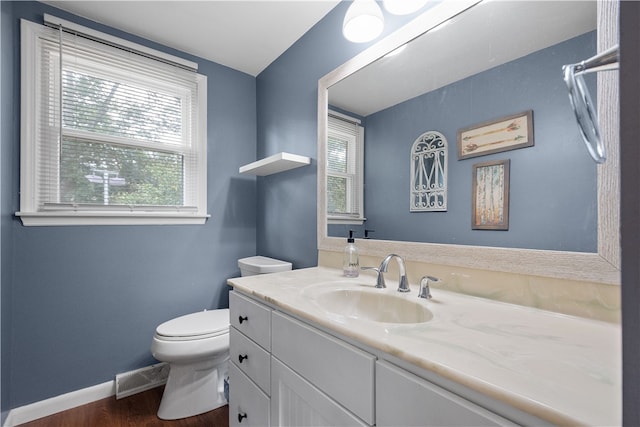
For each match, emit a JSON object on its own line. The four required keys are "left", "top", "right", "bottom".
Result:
{"left": 115, "top": 363, "right": 170, "bottom": 399}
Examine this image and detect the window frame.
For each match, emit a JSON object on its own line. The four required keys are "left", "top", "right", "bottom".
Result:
{"left": 327, "top": 111, "right": 365, "bottom": 225}
{"left": 17, "top": 18, "right": 209, "bottom": 226}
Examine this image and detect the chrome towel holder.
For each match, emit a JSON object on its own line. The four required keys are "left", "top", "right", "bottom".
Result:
{"left": 563, "top": 44, "right": 619, "bottom": 164}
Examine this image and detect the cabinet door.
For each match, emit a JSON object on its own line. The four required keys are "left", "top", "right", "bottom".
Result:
{"left": 229, "top": 362, "right": 270, "bottom": 427}
{"left": 271, "top": 311, "right": 375, "bottom": 424}
{"left": 376, "top": 361, "right": 517, "bottom": 426}
{"left": 271, "top": 357, "right": 368, "bottom": 427}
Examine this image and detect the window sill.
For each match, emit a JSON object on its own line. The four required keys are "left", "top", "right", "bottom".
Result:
{"left": 15, "top": 211, "right": 210, "bottom": 226}
{"left": 328, "top": 216, "right": 366, "bottom": 226}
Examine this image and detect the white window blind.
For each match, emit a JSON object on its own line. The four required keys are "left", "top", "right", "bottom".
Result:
{"left": 327, "top": 113, "right": 364, "bottom": 223}
{"left": 19, "top": 19, "right": 208, "bottom": 226}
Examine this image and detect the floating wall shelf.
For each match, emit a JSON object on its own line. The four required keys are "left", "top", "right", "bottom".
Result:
{"left": 239, "top": 152, "right": 311, "bottom": 176}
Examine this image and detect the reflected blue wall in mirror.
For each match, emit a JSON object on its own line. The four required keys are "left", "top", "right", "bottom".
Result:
{"left": 329, "top": 31, "right": 597, "bottom": 252}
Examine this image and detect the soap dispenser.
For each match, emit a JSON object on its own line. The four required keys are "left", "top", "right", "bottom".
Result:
{"left": 343, "top": 230, "right": 360, "bottom": 277}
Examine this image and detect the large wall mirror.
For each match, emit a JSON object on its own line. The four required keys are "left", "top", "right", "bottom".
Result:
{"left": 318, "top": 0, "right": 620, "bottom": 284}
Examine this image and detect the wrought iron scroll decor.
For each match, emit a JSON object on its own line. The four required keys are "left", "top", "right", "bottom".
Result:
{"left": 410, "top": 131, "right": 448, "bottom": 212}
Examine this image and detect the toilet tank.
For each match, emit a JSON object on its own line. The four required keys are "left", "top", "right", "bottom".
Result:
{"left": 238, "top": 256, "right": 292, "bottom": 276}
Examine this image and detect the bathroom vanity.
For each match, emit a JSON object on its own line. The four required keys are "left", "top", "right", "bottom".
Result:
{"left": 227, "top": 267, "right": 620, "bottom": 426}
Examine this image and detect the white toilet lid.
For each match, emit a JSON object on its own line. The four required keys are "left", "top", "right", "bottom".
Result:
{"left": 156, "top": 309, "right": 229, "bottom": 339}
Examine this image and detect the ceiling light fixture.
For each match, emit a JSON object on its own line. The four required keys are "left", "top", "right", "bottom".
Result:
{"left": 382, "top": 0, "right": 428, "bottom": 15}
{"left": 343, "top": 0, "right": 384, "bottom": 43}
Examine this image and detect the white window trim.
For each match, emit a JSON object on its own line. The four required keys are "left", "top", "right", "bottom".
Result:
{"left": 327, "top": 111, "right": 365, "bottom": 225}
{"left": 17, "top": 19, "right": 209, "bottom": 226}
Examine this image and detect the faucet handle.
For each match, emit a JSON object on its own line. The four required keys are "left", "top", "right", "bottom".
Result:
{"left": 418, "top": 275, "right": 439, "bottom": 299}
{"left": 361, "top": 266, "right": 386, "bottom": 288}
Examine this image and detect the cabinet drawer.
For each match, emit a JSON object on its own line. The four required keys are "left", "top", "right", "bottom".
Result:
{"left": 271, "top": 311, "right": 375, "bottom": 425}
{"left": 230, "top": 291, "right": 271, "bottom": 350}
{"left": 376, "top": 361, "right": 517, "bottom": 426}
{"left": 230, "top": 326, "right": 271, "bottom": 395}
{"left": 229, "top": 362, "right": 270, "bottom": 427}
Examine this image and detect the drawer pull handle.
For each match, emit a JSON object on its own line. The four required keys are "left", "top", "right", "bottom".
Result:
{"left": 238, "top": 412, "right": 247, "bottom": 423}
{"left": 239, "top": 315, "right": 248, "bottom": 324}
{"left": 238, "top": 354, "right": 248, "bottom": 363}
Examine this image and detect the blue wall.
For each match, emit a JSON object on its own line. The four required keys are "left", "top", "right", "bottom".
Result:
{"left": 1, "top": 1, "right": 257, "bottom": 410}
{"left": 331, "top": 32, "right": 597, "bottom": 252}
{"left": 255, "top": 1, "right": 420, "bottom": 266}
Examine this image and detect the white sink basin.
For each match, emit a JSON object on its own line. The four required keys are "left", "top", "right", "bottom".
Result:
{"left": 311, "top": 287, "right": 433, "bottom": 324}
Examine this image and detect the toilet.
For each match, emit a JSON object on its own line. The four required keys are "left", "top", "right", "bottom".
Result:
{"left": 151, "top": 309, "right": 230, "bottom": 420}
{"left": 150, "top": 255, "right": 291, "bottom": 420}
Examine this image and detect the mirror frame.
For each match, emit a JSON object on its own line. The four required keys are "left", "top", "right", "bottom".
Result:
{"left": 317, "top": 0, "right": 620, "bottom": 285}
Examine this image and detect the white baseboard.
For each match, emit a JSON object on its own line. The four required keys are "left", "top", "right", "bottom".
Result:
{"left": 3, "top": 381, "right": 115, "bottom": 427}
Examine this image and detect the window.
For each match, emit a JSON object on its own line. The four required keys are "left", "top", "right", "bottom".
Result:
{"left": 327, "top": 112, "right": 364, "bottom": 224}
{"left": 18, "top": 17, "right": 208, "bottom": 226}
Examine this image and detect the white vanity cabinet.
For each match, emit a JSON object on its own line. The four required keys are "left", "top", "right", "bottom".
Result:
{"left": 229, "top": 291, "right": 272, "bottom": 427}
{"left": 230, "top": 290, "right": 521, "bottom": 427}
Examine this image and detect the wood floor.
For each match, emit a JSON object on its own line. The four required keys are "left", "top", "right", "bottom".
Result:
{"left": 17, "top": 387, "right": 229, "bottom": 427}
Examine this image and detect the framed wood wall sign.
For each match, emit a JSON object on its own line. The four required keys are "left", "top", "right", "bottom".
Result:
{"left": 457, "top": 110, "right": 533, "bottom": 160}
{"left": 472, "top": 159, "right": 510, "bottom": 230}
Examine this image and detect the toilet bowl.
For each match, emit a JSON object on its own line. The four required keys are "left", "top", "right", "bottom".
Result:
{"left": 150, "top": 309, "right": 230, "bottom": 420}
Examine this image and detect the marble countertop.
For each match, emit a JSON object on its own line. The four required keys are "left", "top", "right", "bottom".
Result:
{"left": 227, "top": 267, "right": 621, "bottom": 426}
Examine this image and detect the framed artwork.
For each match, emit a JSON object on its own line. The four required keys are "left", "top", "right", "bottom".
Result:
{"left": 472, "top": 159, "right": 510, "bottom": 230}
{"left": 457, "top": 110, "right": 533, "bottom": 160}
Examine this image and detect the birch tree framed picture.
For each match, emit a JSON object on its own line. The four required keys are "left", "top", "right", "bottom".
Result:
{"left": 457, "top": 110, "right": 533, "bottom": 160}
{"left": 472, "top": 159, "right": 510, "bottom": 230}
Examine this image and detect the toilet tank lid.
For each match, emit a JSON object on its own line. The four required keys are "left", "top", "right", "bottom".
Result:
{"left": 238, "top": 256, "right": 292, "bottom": 274}
{"left": 156, "top": 309, "right": 229, "bottom": 338}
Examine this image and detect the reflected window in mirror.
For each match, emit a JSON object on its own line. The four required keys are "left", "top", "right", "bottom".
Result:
{"left": 410, "top": 131, "right": 448, "bottom": 212}
{"left": 327, "top": 111, "right": 365, "bottom": 224}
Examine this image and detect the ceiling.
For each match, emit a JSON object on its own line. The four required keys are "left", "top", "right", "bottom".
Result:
{"left": 41, "top": 1, "right": 598, "bottom": 118}
{"left": 42, "top": 0, "right": 341, "bottom": 77}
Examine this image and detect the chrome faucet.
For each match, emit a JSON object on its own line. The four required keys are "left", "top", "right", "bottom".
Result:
{"left": 378, "top": 254, "right": 410, "bottom": 293}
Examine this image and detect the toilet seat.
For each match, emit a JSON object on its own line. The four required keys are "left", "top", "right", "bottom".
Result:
{"left": 155, "top": 309, "right": 229, "bottom": 341}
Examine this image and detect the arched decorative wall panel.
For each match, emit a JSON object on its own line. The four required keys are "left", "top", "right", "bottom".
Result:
{"left": 410, "top": 131, "right": 448, "bottom": 212}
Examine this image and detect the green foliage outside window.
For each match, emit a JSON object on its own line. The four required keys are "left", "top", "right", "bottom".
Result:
{"left": 60, "top": 69, "right": 186, "bottom": 206}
